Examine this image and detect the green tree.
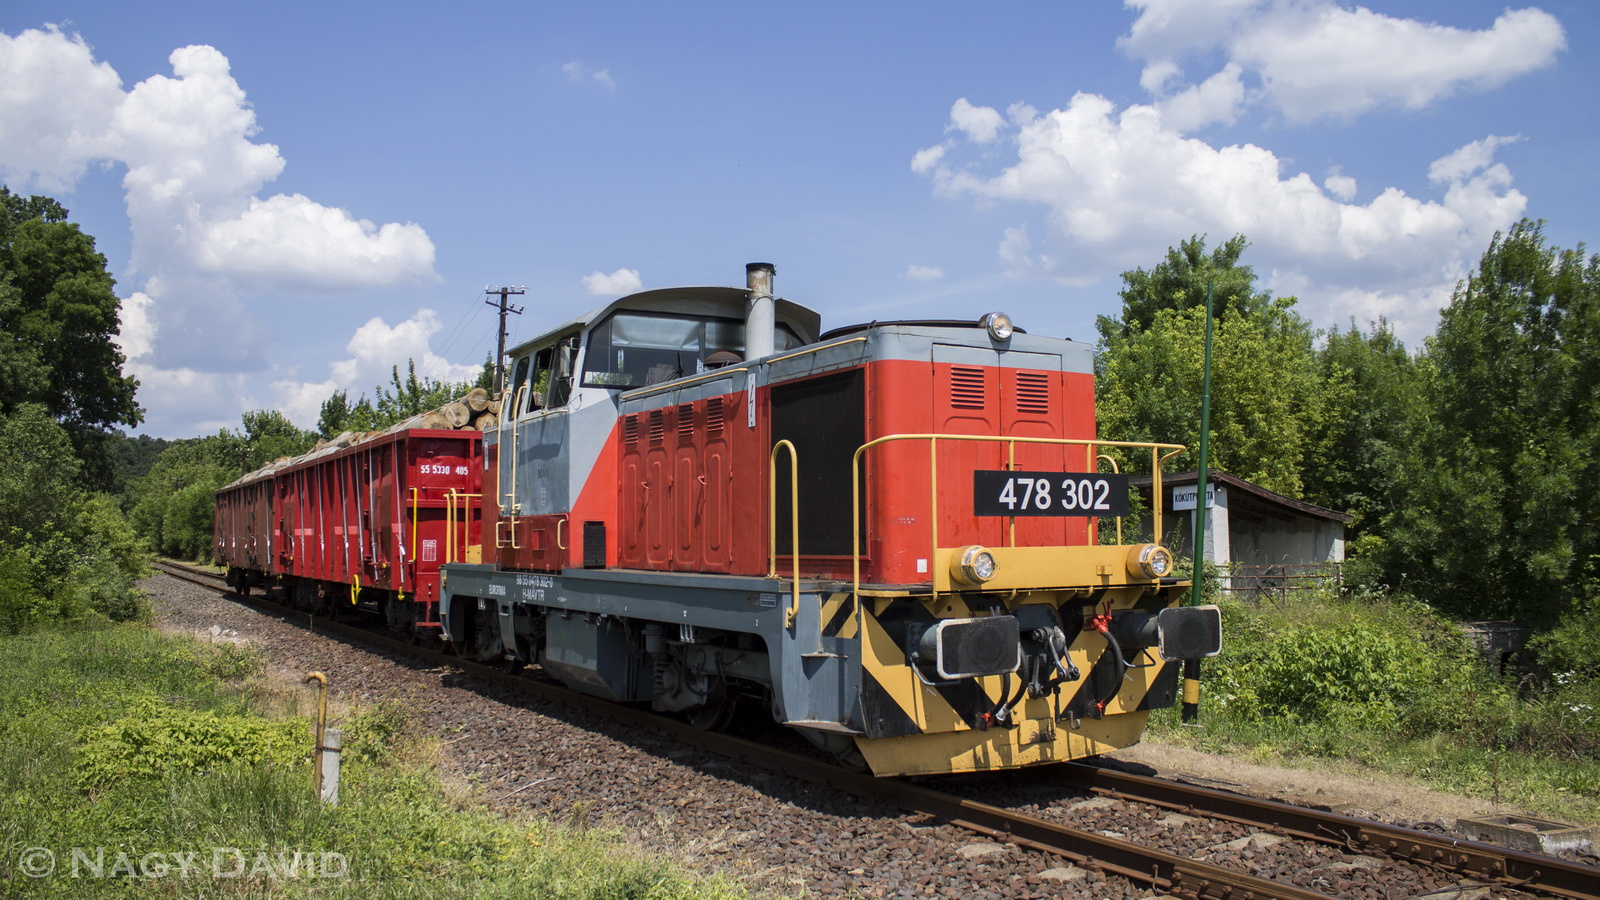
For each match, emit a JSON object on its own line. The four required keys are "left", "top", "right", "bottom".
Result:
{"left": 1301, "top": 319, "right": 1427, "bottom": 535}
{"left": 0, "top": 188, "right": 142, "bottom": 429}
{"left": 372, "top": 359, "right": 475, "bottom": 426}
{"left": 0, "top": 405, "right": 146, "bottom": 632}
{"left": 317, "top": 389, "right": 353, "bottom": 439}
{"left": 107, "top": 432, "right": 173, "bottom": 499}
{"left": 0, "top": 404, "right": 82, "bottom": 544}
{"left": 240, "top": 409, "right": 317, "bottom": 470}
{"left": 317, "top": 389, "right": 385, "bottom": 437}
{"left": 1104, "top": 234, "right": 1268, "bottom": 336}
{"left": 1380, "top": 220, "right": 1600, "bottom": 622}
{"left": 476, "top": 352, "right": 495, "bottom": 391}
{"left": 1096, "top": 236, "right": 1329, "bottom": 498}
{"left": 0, "top": 186, "right": 143, "bottom": 489}
{"left": 127, "top": 432, "right": 244, "bottom": 560}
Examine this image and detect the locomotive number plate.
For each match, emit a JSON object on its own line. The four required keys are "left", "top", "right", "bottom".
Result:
{"left": 973, "top": 471, "right": 1131, "bottom": 517}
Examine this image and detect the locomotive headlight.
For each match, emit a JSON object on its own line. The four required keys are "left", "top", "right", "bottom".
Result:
{"left": 980, "top": 311, "right": 1014, "bottom": 342}
{"left": 1126, "top": 543, "right": 1174, "bottom": 580}
{"left": 952, "top": 545, "right": 999, "bottom": 586}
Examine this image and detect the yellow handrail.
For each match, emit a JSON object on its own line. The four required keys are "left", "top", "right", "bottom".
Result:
{"left": 768, "top": 440, "right": 801, "bottom": 628}
{"left": 444, "top": 490, "right": 482, "bottom": 564}
{"left": 497, "top": 385, "right": 528, "bottom": 548}
{"left": 409, "top": 486, "right": 420, "bottom": 571}
{"left": 1096, "top": 453, "right": 1122, "bottom": 545}
{"left": 850, "top": 434, "right": 1187, "bottom": 601}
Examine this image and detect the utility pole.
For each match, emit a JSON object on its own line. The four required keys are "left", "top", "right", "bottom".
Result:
{"left": 484, "top": 286, "right": 525, "bottom": 392}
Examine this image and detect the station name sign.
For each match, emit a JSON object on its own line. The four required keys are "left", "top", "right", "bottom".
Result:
{"left": 1172, "top": 484, "right": 1218, "bottom": 510}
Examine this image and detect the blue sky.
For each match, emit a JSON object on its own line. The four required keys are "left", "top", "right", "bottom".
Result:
{"left": 2, "top": 1, "right": 1594, "bottom": 438}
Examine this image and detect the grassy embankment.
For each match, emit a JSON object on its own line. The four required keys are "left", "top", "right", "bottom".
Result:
{"left": 1147, "top": 589, "right": 1600, "bottom": 824}
{"left": 0, "top": 621, "right": 769, "bottom": 899}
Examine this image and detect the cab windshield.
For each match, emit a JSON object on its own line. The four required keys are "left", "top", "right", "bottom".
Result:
{"left": 581, "top": 311, "right": 801, "bottom": 389}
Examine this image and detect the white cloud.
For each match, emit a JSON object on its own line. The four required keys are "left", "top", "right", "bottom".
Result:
{"left": 1120, "top": 1, "right": 1565, "bottom": 124}
{"left": 562, "top": 60, "right": 616, "bottom": 92}
{"left": 1120, "top": 0, "right": 1264, "bottom": 62}
{"left": 123, "top": 361, "right": 248, "bottom": 437}
{"left": 947, "top": 98, "right": 1005, "bottom": 144}
{"left": 0, "top": 29, "right": 438, "bottom": 371}
{"left": 0, "top": 27, "right": 122, "bottom": 193}
{"left": 1155, "top": 63, "right": 1246, "bottom": 132}
{"left": 1139, "top": 59, "right": 1183, "bottom": 94}
{"left": 910, "top": 144, "right": 946, "bottom": 175}
{"left": 113, "top": 291, "right": 156, "bottom": 361}
{"left": 582, "top": 267, "right": 643, "bottom": 295}
{"left": 904, "top": 264, "right": 944, "bottom": 281}
{"left": 274, "top": 308, "right": 483, "bottom": 428}
{"left": 1428, "top": 134, "right": 1523, "bottom": 184}
{"left": 1323, "top": 172, "right": 1357, "bottom": 202}
{"left": 0, "top": 27, "right": 444, "bottom": 435}
{"left": 194, "top": 193, "right": 436, "bottom": 289}
{"left": 998, "top": 225, "right": 1038, "bottom": 277}
{"left": 1236, "top": 6, "right": 1565, "bottom": 121}
{"left": 918, "top": 93, "right": 1527, "bottom": 343}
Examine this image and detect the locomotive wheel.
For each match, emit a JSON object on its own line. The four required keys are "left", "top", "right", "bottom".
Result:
{"left": 473, "top": 609, "right": 504, "bottom": 665}
{"left": 683, "top": 691, "right": 739, "bottom": 732}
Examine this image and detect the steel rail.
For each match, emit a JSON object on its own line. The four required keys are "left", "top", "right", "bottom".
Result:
{"left": 155, "top": 561, "right": 1592, "bottom": 899}
{"left": 1061, "top": 761, "right": 1599, "bottom": 900}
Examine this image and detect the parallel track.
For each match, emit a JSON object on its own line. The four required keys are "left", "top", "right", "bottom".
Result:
{"left": 152, "top": 560, "right": 1597, "bottom": 900}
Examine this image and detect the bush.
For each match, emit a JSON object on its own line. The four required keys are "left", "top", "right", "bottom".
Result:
{"left": 1530, "top": 590, "right": 1600, "bottom": 683}
{"left": 0, "top": 498, "right": 148, "bottom": 635}
{"left": 1200, "top": 588, "right": 1513, "bottom": 746}
{"left": 1160, "top": 587, "right": 1600, "bottom": 817}
{"left": 77, "top": 705, "right": 308, "bottom": 787}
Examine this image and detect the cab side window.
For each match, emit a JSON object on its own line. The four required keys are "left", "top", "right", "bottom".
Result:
{"left": 507, "top": 355, "right": 531, "bottom": 411}
{"left": 522, "top": 335, "right": 580, "bottom": 415}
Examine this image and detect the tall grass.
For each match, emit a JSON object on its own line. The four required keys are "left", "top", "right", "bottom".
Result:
{"left": 0, "top": 624, "right": 758, "bottom": 899}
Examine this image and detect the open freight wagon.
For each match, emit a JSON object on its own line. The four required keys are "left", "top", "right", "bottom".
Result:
{"left": 215, "top": 427, "right": 484, "bottom": 633}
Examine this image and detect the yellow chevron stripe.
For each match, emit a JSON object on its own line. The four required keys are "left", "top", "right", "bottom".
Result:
{"left": 819, "top": 591, "right": 858, "bottom": 639}
{"left": 861, "top": 600, "right": 1014, "bottom": 734}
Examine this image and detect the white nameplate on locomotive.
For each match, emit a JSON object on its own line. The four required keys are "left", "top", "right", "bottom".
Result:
{"left": 973, "top": 471, "right": 1131, "bottom": 516}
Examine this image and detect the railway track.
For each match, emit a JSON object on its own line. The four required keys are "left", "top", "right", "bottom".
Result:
{"left": 152, "top": 560, "right": 1598, "bottom": 900}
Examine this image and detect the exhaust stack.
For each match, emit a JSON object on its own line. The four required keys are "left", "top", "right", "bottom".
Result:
{"left": 745, "top": 262, "right": 776, "bottom": 360}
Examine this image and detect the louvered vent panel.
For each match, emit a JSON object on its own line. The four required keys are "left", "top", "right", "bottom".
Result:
{"left": 676, "top": 404, "right": 696, "bottom": 438}
{"left": 706, "top": 397, "right": 725, "bottom": 434}
{"left": 623, "top": 415, "right": 639, "bottom": 445}
{"left": 1016, "top": 372, "right": 1051, "bottom": 414}
{"left": 950, "top": 366, "right": 987, "bottom": 409}
{"left": 647, "top": 410, "right": 665, "bottom": 445}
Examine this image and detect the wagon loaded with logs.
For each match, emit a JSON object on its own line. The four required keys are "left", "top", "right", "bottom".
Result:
{"left": 389, "top": 387, "right": 502, "bottom": 433}
{"left": 214, "top": 393, "right": 489, "bottom": 636}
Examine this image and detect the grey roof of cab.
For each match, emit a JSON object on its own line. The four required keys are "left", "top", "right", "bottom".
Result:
{"left": 505, "top": 286, "right": 823, "bottom": 357}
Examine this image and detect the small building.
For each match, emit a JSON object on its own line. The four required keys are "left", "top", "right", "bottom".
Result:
{"left": 1133, "top": 471, "right": 1352, "bottom": 596}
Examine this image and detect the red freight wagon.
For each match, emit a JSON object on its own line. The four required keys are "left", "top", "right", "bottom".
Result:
{"left": 217, "top": 428, "right": 484, "bottom": 635}
{"left": 214, "top": 464, "right": 280, "bottom": 577}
